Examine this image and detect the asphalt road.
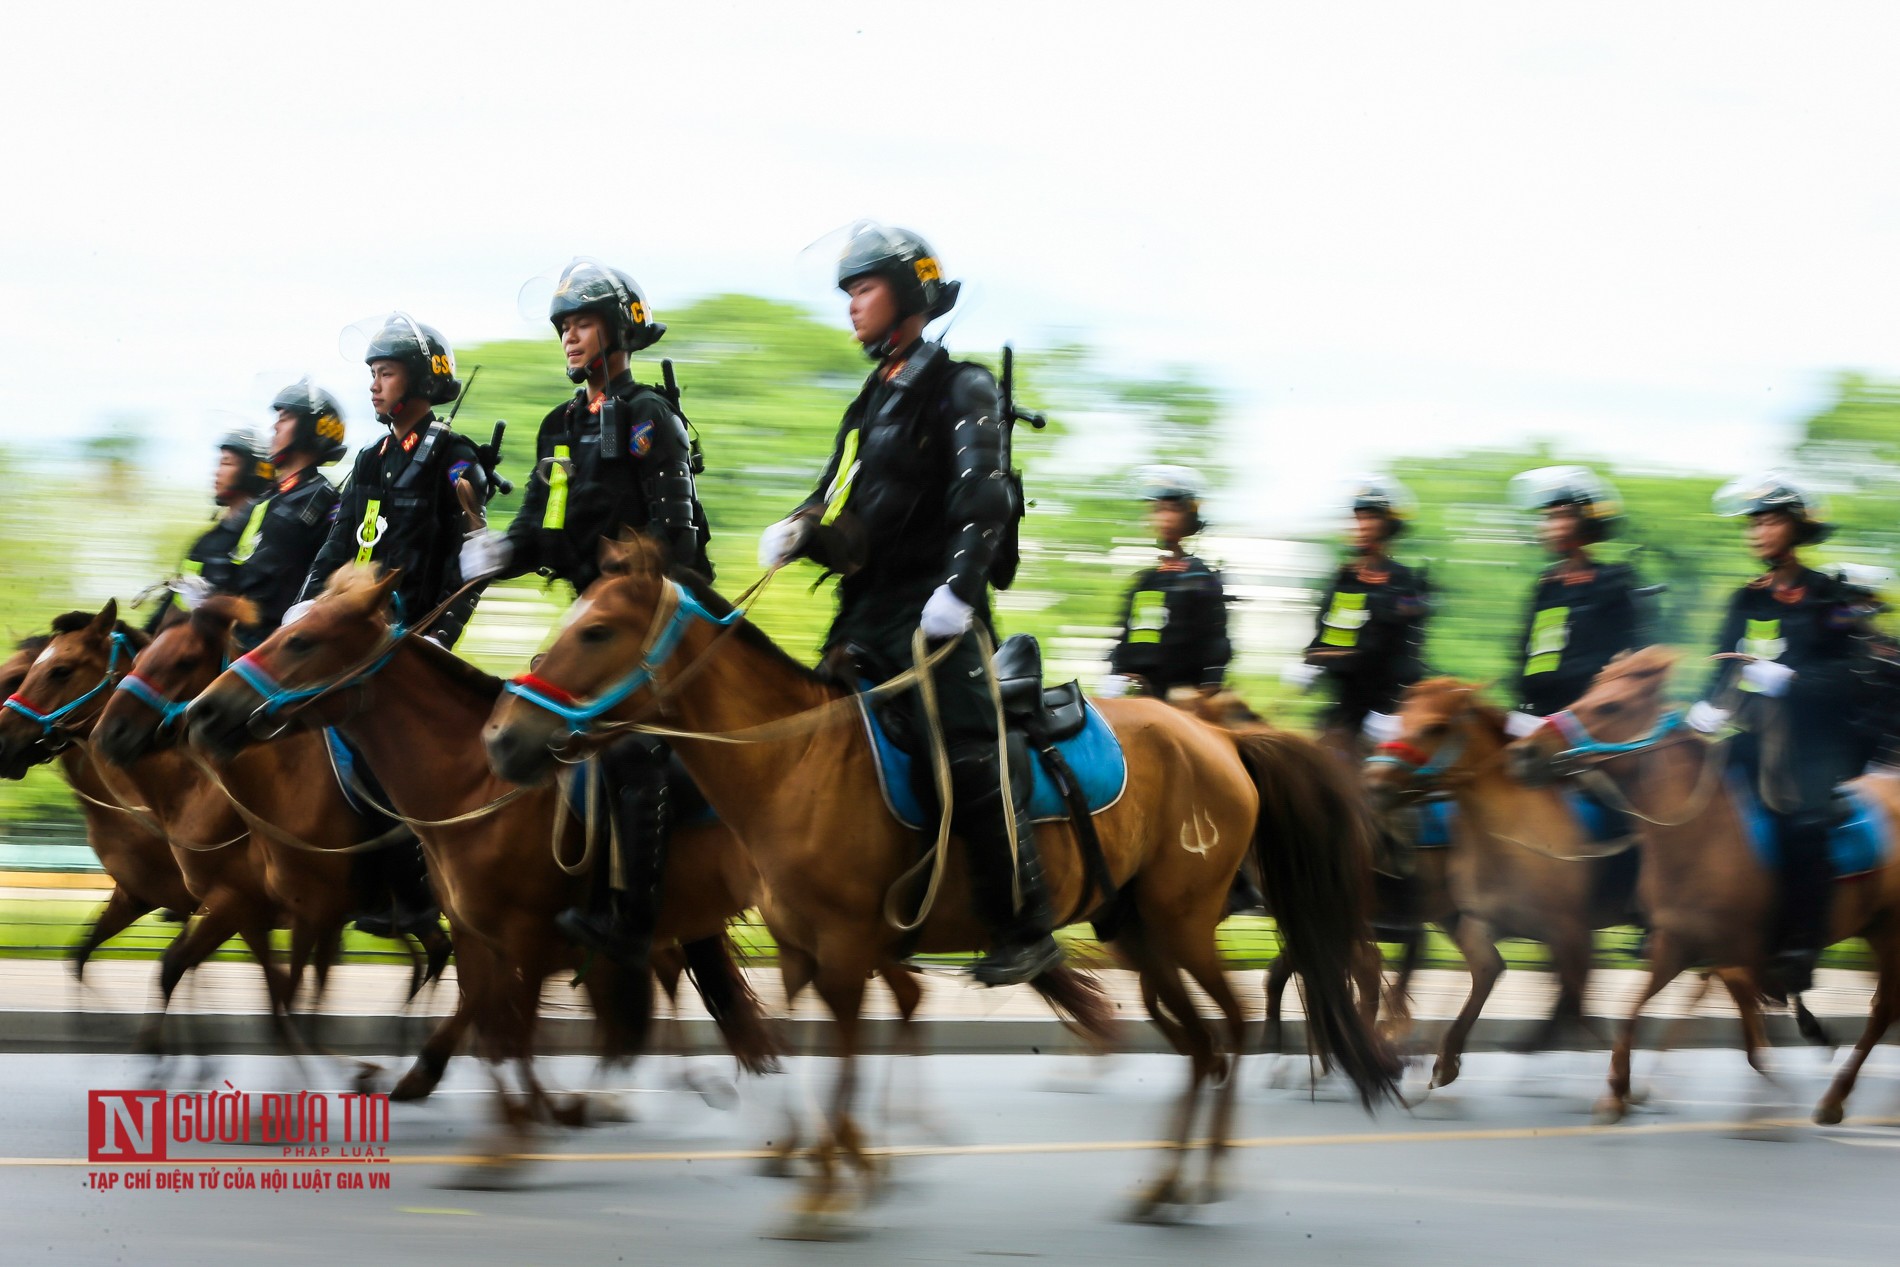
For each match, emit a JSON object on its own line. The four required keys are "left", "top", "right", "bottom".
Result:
{"left": 2, "top": 1047, "right": 1896, "bottom": 1266}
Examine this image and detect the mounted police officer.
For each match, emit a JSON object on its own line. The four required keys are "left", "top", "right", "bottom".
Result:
{"left": 1286, "top": 477, "right": 1429, "bottom": 758}
{"left": 460, "top": 257, "right": 710, "bottom": 972}
{"left": 759, "top": 222, "right": 1061, "bottom": 986}
{"left": 291, "top": 315, "right": 482, "bottom": 940}
{"left": 146, "top": 431, "right": 275, "bottom": 631}
{"left": 220, "top": 380, "right": 348, "bottom": 644}
{"left": 1101, "top": 466, "right": 1232, "bottom": 701}
{"left": 1687, "top": 474, "right": 1860, "bottom": 996}
{"left": 1504, "top": 465, "right": 1643, "bottom": 736}
{"left": 292, "top": 312, "right": 486, "bottom": 645}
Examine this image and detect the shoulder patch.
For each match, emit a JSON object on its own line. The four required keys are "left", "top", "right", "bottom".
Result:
{"left": 630, "top": 420, "right": 655, "bottom": 458}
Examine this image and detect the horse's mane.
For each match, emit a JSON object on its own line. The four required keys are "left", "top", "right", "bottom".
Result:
{"left": 316, "top": 564, "right": 503, "bottom": 700}
{"left": 13, "top": 634, "right": 50, "bottom": 657}
{"left": 48, "top": 609, "right": 150, "bottom": 652}
{"left": 321, "top": 564, "right": 389, "bottom": 606}
{"left": 193, "top": 592, "right": 260, "bottom": 631}
{"left": 1596, "top": 644, "right": 1678, "bottom": 687}
{"left": 611, "top": 533, "right": 830, "bottom": 689}
{"left": 1409, "top": 675, "right": 1510, "bottom": 738}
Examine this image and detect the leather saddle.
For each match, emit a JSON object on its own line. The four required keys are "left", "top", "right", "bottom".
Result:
{"left": 990, "top": 634, "right": 1088, "bottom": 742}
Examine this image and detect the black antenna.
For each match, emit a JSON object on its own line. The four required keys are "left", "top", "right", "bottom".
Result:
{"left": 446, "top": 364, "right": 482, "bottom": 427}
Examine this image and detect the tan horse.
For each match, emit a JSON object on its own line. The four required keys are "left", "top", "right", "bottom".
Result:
{"left": 0, "top": 629, "right": 194, "bottom": 976}
{"left": 184, "top": 567, "right": 779, "bottom": 1152}
{"left": 1512, "top": 646, "right": 1900, "bottom": 1125}
{"left": 0, "top": 604, "right": 310, "bottom": 1052}
{"left": 482, "top": 535, "right": 1397, "bottom": 1228}
{"left": 1363, "top": 678, "right": 1642, "bottom": 1088}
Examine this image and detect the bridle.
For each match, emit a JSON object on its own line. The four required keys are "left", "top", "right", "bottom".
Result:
{"left": 2, "top": 631, "right": 135, "bottom": 745}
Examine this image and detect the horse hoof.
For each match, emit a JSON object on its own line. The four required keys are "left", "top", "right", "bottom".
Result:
{"left": 390, "top": 1070, "right": 437, "bottom": 1103}
{"left": 1591, "top": 1096, "right": 1627, "bottom": 1126}
{"left": 1813, "top": 1102, "right": 1844, "bottom": 1127}
{"left": 1124, "top": 1180, "right": 1189, "bottom": 1225}
{"left": 352, "top": 1063, "right": 385, "bottom": 1098}
{"left": 1626, "top": 1084, "right": 1651, "bottom": 1108}
{"left": 442, "top": 1154, "right": 530, "bottom": 1192}
{"left": 768, "top": 1193, "right": 863, "bottom": 1241}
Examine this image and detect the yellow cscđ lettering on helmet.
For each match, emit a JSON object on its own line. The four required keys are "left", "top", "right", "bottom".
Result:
{"left": 913, "top": 256, "right": 942, "bottom": 284}
{"left": 430, "top": 354, "right": 453, "bottom": 375}
{"left": 628, "top": 299, "right": 648, "bottom": 324}
{"left": 316, "top": 414, "right": 345, "bottom": 443}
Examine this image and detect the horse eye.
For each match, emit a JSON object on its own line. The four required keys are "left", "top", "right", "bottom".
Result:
{"left": 50, "top": 665, "right": 74, "bottom": 681}
{"left": 581, "top": 624, "right": 613, "bottom": 644}
{"left": 1597, "top": 701, "right": 1623, "bottom": 716}
{"left": 286, "top": 635, "right": 312, "bottom": 654}
{"left": 1419, "top": 723, "right": 1446, "bottom": 739}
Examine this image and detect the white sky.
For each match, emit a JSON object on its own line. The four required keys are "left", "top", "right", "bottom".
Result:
{"left": 2, "top": 1, "right": 1897, "bottom": 529}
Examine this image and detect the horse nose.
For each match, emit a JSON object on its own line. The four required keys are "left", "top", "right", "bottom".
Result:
{"left": 483, "top": 722, "right": 546, "bottom": 785}
{"left": 186, "top": 695, "right": 238, "bottom": 757}
{"left": 95, "top": 716, "right": 136, "bottom": 765}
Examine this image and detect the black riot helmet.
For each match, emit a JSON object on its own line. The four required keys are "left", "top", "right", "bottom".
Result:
{"left": 548, "top": 257, "right": 665, "bottom": 383}
{"left": 269, "top": 379, "right": 349, "bottom": 466}
{"left": 1508, "top": 464, "right": 1624, "bottom": 543}
{"left": 836, "top": 221, "right": 961, "bottom": 356}
{"left": 1713, "top": 471, "right": 1833, "bottom": 544}
{"left": 1134, "top": 464, "right": 1207, "bottom": 537}
{"left": 218, "top": 430, "right": 274, "bottom": 498}
{"left": 362, "top": 312, "right": 462, "bottom": 411}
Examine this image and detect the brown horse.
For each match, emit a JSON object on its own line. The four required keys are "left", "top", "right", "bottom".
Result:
{"left": 184, "top": 567, "right": 779, "bottom": 1153}
{"left": 482, "top": 535, "right": 1396, "bottom": 1228}
{"left": 1512, "top": 646, "right": 1900, "bottom": 1125}
{"left": 93, "top": 595, "right": 450, "bottom": 1047}
{"left": 0, "top": 604, "right": 313, "bottom": 1053}
{"left": 0, "top": 629, "right": 194, "bottom": 976}
{"left": 1363, "top": 678, "right": 1643, "bottom": 1088}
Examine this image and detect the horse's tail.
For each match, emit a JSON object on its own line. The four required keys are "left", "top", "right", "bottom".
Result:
{"left": 1232, "top": 729, "right": 1401, "bottom": 1108}
{"left": 682, "top": 933, "right": 782, "bottom": 1075}
{"left": 1031, "top": 964, "right": 1118, "bottom": 1049}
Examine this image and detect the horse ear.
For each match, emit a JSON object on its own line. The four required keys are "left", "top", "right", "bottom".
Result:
{"left": 372, "top": 567, "right": 402, "bottom": 611}
{"left": 599, "top": 536, "right": 633, "bottom": 578}
{"left": 188, "top": 601, "right": 230, "bottom": 642}
{"left": 87, "top": 600, "right": 118, "bottom": 641}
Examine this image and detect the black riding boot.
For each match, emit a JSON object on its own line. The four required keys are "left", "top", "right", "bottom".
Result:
{"left": 952, "top": 741, "right": 1063, "bottom": 987}
{"left": 1769, "top": 815, "right": 1833, "bottom": 996}
{"left": 556, "top": 742, "right": 669, "bottom": 975}
{"left": 350, "top": 836, "right": 439, "bottom": 939}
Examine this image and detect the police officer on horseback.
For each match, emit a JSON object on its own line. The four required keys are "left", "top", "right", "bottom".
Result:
{"left": 1505, "top": 465, "right": 1643, "bottom": 734}
{"left": 760, "top": 221, "right": 1061, "bottom": 986}
{"left": 1287, "top": 476, "right": 1429, "bottom": 756}
{"left": 291, "top": 314, "right": 482, "bottom": 939}
{"left": 221, "top": 380, "right": 348, "bottom": 643}
{"left": 293, "top": 313, "right": 487, "bottom": 645}
{"left": 146, "top": 431, "right": 276, "bottom": 631}
{"left": 1101, "top": 466, "right": 1232, "bottom": 700}
{"left": 459, "top": 257, "right": 711, "bottom": 973}
{"left": 1687, "top": 474, "right": 1859, "bottom": 996}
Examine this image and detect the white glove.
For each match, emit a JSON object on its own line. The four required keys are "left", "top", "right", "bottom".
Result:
{"left": 1281, "top": 662, "right": 1322, "bottom": 690}
{"left": 1687, "top": 700, "right": 1732, "bottom": 734}
{"left": 919, "top": 584, "right": 975, "bottom": 640}
{"left": 1503, "top": 710, "right": 1546, "bottom": 739}
{"left": 758, "top": 517, "right": 810, "bottom": 569}
{"left": 282, "top": 599, "right": 315, "bottom": 627}
{"left": 1742, "top": 659, "right": 1795, "bottom": 698}
{"left": 1096, "top": 674, "right": 1131, "bottom": 699}
{"left": 1362, "top": 711, "right": 1403, "bottom": 744}
{"left": 422, "top": 633, "right": 448, "bottom": 650}
{"left": 459, "top": 529, "right": 511, "bottom": 583}
{"left": 171, "top": 574, "right": 214, "bottom": 611}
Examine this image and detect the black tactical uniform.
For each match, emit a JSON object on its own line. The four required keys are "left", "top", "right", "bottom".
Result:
{"left": 234, "top": 469, "right": 339, "bottom": 640}
{"left": 300, "top": 315, "right": 485, "bottom": 646}
{"left": 780, "top": 222, "right": 1059, "bottom": 987}
{"left": 145, "top": 433, "right": 274, "bottom": 633}
{"left": 1506, "top": 466, "right": 1642, "bottom": 718}
{"left": 1513, "top": 561, "right": 1641, "bottom": 717}
{"left": 477, "top": 258, "right": 710, "bottom": 973}
{"left": 1309, "top": 557, "right": 1429, "bottom": 733}
{"left": 1111, "top": 554, "right": 1231, "bottom": 695}
{"left": 1701, "top": 475, "right": 1861, "bottom": 993}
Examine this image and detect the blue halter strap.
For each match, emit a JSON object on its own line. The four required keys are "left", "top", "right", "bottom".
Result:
{"left": 503, "top": 580, "right": 745, "bottom": 734}
{"left": 1546, "top": 707, "right": 1685, "bottom": 759}
{"left": 2, "top": 631, "right": 135, "bottom": 737}
{"left": 230, "top": 627, "right": 406, "bottom": 717}
{"left": 113, "top": 672, "right": 197, "bottom": 729}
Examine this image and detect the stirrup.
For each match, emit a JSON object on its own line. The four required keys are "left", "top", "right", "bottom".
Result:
{"left": 970, "top": 934, "right": 1063, "bottom": 987}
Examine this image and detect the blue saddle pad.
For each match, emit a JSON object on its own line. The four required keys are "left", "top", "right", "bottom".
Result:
{"left": 858, "top": 692, "right": 1128, "bottom": 831}
{"left": 560, "top": 756, "right": 719, "bottom": 830}
{"left": 1729, "top": 776, "right": 1891, "bottom": 879}
{"left": 323, "top": 728, "right": 379, "bottom": 818}
{"left": 1411, "top": 788, "right": 1625, "bottom": 849}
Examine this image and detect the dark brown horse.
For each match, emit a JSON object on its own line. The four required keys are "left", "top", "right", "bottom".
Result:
{"left": 184, "top": 567, "right": 778, "bottom": 1158}
{"left": 0, "top": 629, "right": 193, "bottom": 976}
{"left": 482, "top": 536, "right": 1396, "bottom": 1229}
{"left": 1513, "top": 646, "right": 1900, "bottom": 1125}
{"left": 1363, "top": 678, "right": 1642, "bottom": 1088}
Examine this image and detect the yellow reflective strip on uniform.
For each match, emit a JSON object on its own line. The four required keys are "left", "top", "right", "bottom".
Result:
{"left": 1738, "top": 618, "right": 1785, "bottom": 692}
{"left": 231, "top": 500, "right": 269, "bottom": 565}
{"left": 1319, "top": 591, "right": 1370, "bottom": 647}
{"left": 1128, "top": 589, "right": 1167, "bottom": 644}
{"left": 543, "top": 444, "right": 570, "bottom": 531}
{"left": 180, "top": 559, "right": 204, "bottom": 576}
{"left": 1525, "top": 605, "right": 1570, "bottom": 675}
{"left": 821, "top": 430, "right": 861, "bottom": 526}
{"left": 353, "top": 497, "right": 383, "bottom": 567}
